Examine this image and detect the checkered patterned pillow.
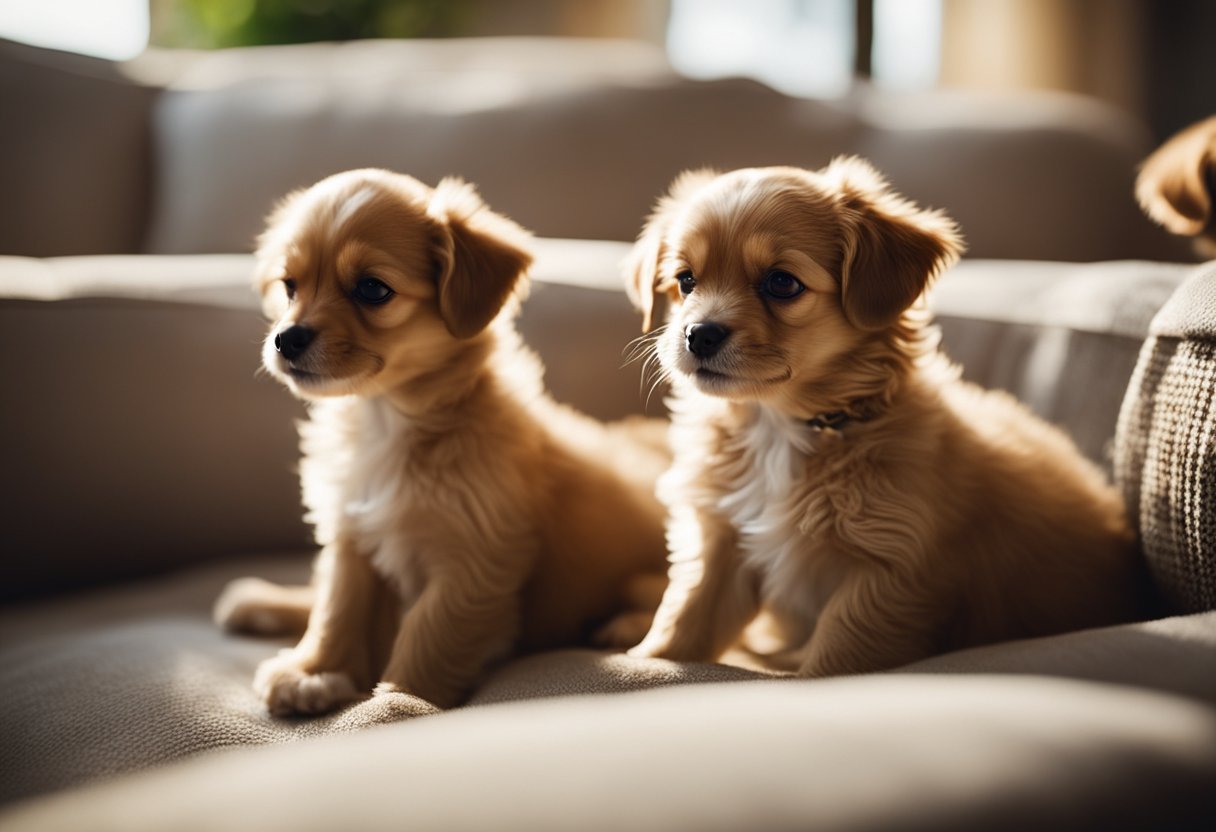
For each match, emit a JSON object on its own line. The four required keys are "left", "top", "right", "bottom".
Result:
{"left": 1115, "top": 263, "right": 1216, "bottom": 613}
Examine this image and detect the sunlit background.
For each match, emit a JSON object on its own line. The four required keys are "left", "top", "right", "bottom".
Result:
{"left": 0, "top": 0, "right": 937, "bottom": 95}
{"left": 0, "top": 0, "right": 149, "bottom": 60}
{"left": 0, "top": 0, "right": 1212, "bottom": 141}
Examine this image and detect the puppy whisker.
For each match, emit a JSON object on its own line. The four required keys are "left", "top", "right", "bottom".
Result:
{"left": 642, "top": 359, "right": 673, "bottom": 410}
{"left": 621, "top": 326, "right": 667, "bottom": 369}
{"left": 621, "top": 325, "right": 673, "bottom": 409}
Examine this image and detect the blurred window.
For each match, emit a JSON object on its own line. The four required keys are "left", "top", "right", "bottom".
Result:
{"left": 0, "top": 0, "right": 149, "bottom": 60}
{"left": 667, "top": 0, "right": 941, "bottom": 97}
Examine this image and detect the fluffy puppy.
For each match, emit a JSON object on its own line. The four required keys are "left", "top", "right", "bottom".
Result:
{"left": 624, "top": 159, "right": 1149, "bottom": 675}
{"left": 217, "top": 169, "right": 668, "bottom": 713}
{"left": 1136, "top": 115, "right": 1216, "bottom": 257}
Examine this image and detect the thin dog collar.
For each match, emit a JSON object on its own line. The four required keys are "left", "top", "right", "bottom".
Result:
{"left": 805, "top": 411, "right": 852, "bottom": 431}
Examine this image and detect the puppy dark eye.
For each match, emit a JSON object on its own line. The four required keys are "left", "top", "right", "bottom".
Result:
{"left": 283, "top": 278, "right": 297, "bottom": 299}
{"left": 761, "top": 270, "right": 805, "bottom": 300}
{"left": 677, "top": 271, "right": 697, "bottom": 295}
{"left": 353, "top": 276, "right": 393, "bottom": 305}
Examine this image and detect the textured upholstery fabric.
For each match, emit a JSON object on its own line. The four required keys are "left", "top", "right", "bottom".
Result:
{"left": 5, "top": 552, "right": 1212, "bottom": 810}
{"left": 3, "top": 663, "right": 1215, "bottom": 831}
{"left": 0, "top": 557, "right": 770, "bottom": 806}
{"left": 1115, "top": 262, "right": 1216, "bottom": 613}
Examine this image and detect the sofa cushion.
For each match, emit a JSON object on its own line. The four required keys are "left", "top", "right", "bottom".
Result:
{"left": 0, "top": 39, "right": 155, "bottom": 256}
{"left": 1115, "top": 261, "right": 1216, "bottom": 613}
{"left": 0, "top": 556, "right": 769, "bottom": 807}
{"left": 137, "top": 39, "right": 1187, "bottom": 262}
{"left": 929, "top": 259, "right": 1190, "bottom": 468}
{"left": 4, "top": 551, "right": 1213, "bottom": 813}
{"left": 2, "top": 583, "right": 1214, "bottom": 832}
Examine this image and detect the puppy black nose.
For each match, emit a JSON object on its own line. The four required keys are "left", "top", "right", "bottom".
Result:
{"left": 274, "top": 325, "right": 315, "bottom": 362}
{"left": 686, "top": 322, "right": 730, "bottom": 358}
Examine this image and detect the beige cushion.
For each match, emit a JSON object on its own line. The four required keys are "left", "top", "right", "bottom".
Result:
{"left": 2, "top": 555, "right": 1214, "bottom": 832}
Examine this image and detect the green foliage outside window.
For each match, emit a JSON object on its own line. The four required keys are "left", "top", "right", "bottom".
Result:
{"left": 155, "top": 0, "right": 469, "bottom": 48}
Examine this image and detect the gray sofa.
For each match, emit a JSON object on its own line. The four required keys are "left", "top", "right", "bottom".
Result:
{"left": 2, "top": 37, "right": 1214, "bottom": 831}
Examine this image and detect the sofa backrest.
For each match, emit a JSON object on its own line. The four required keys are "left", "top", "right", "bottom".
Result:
{"left": 142, "top": 39, "right": 1189, "bottom": 262}
{"left": 930, "top": 259, "right": 1191, "bottom": 469}
{"left": 0, "top": 39, "right": 156, "bottom": 256}
{"left": 1, "top": 37, "right": 1194, "bottom": 262}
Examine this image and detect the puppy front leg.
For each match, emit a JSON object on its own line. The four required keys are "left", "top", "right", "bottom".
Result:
{"left": 376, "top": 580, "right": 520, "bottom": 709}
{"left": 629, "top": 508, "right": 758, "bottom": 662}
{"left": 254, "top": 537, "right": 380, "bottom": 716}
{"left": 798, "top": 568, "right": 942, "bottom": 677}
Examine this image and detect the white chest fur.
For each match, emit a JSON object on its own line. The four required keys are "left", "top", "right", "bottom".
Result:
{"left": 717, "top": 405, "right": 846, "bottom": 626}
{"left": 297, "top": 397, "right": 431, "bottom": 602}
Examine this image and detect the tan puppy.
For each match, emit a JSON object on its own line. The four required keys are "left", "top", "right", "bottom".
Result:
{"left": 217, "top": 169, "right": 668, "bottom": 713}
{"left": 1136, "top": 115, "right": 1216, "bottom": 257}
{"left": 624, "top": 158, "right": 1150, "bottom": 676}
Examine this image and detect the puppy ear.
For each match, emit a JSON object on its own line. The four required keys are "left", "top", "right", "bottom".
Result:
{"left": 252, "top": 188, "right": 307, "bottom": 318}
{"left": 429, "top": 178, "right": 534, "bottom": 339}
{"left": 826, "top": 157, "right": 963, "bottom": 331}
{"left": 625, "top": 169, "right": 719, "bottom": 331}
{"left": 1136, "top": 116, "right": 1216, "bottom": 238}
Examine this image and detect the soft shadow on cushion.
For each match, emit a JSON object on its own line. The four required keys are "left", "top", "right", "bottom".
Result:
{"left": 897, "top": 611, "right": 1216, "bottom": 704}
{"left": 5, "top": 555, "right": 1216, "bottom": 813}
{"left": 4, "top": 676, "right": 1215, "bottom": 832}
{"left": 471, "top": 649, "right": 771, "bottom": 706}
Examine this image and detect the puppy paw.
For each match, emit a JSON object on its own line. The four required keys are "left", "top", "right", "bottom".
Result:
{"left": 626, "top": 633, "right": 673, "bottom": 660}
{"left": 593, "top": 611, "right": 656, "bottom": 649}
{"left": 214, "top": 577, "right": 307, "bottom": 636}
{"left": 626, "top": 628, "right": 716, "bottom": 662}
{"left": 254, "top": 651, "right": 360, "bottom": 717}
{"left": 372, "top": 681, "right": 406, "bottom": 697}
